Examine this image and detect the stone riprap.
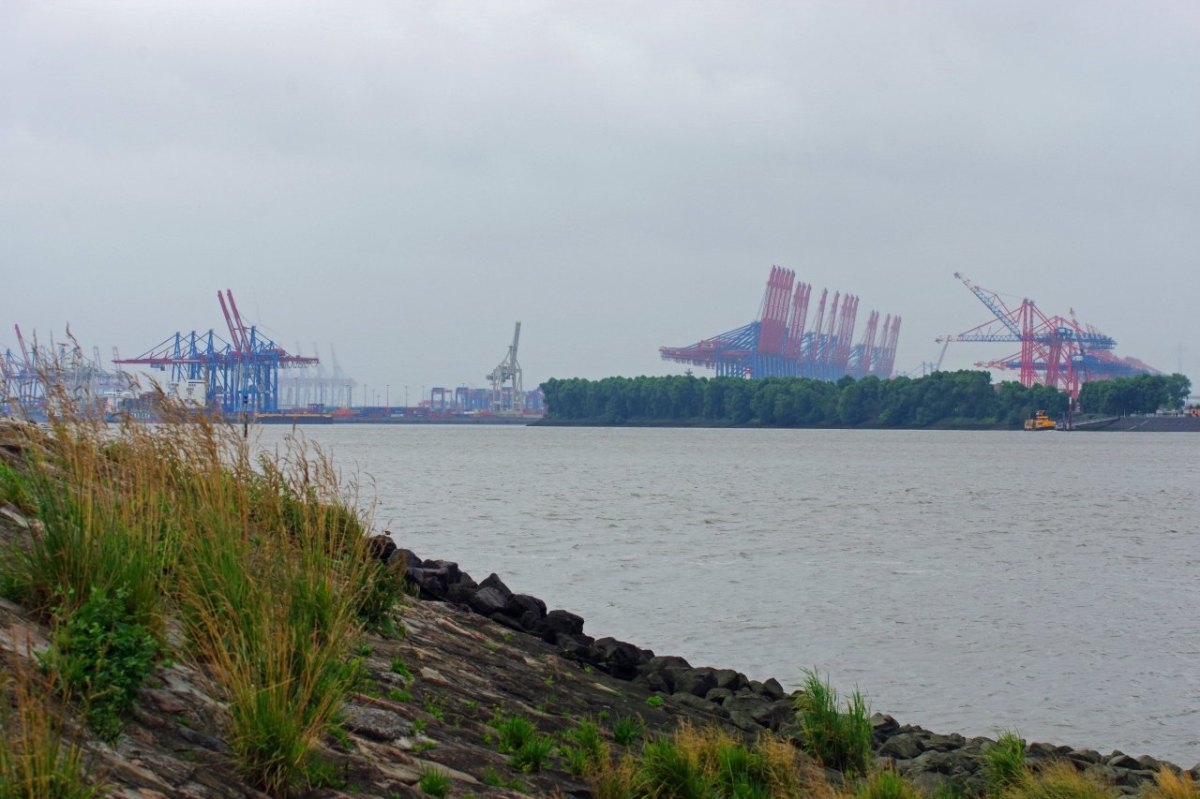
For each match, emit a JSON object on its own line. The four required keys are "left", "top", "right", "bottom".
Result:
{"left": 393, "top": 541, "right": 1197, "bottom": 795}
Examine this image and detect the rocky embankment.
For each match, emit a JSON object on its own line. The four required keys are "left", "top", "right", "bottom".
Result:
{"left": 394, "top": 544, "right": 1195, "bottom": 796}
{"left": 1, "top": 485, "right": 1194, "bottom": 797}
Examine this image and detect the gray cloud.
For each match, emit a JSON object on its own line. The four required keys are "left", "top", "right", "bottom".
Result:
{"left": 3, "top": 1, "right": 1198, "bottom": 395}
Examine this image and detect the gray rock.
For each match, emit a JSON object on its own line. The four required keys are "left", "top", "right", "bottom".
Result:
{"left": 705, "top": 688, "right": 734, "bottom": 704}
{"left": 539, "top": 609, "right": 585, "bottom": 644}
{"left": 556, "top": 633, "right": 595, "bottom": 661}
{"left": 871, "top": 713, "right": 900, "bottom": 736}
{"left": 478, "top": 572, "right": 513, "bottom": 598}
{"left": 366, "top": 535, "right": 396, "bottom": 563}
{"left": 752, "top": 699, "right": 795, "bottom": 731}
{"left": 713, "top": 669, "right": 746, "bottom": 691}
{"left": 469, "top": 586, "right": 509, "bottom": 616}
{"left": 636, "top": 671, "right": 672, "bottom": 694}
{"left": 880, "top": 734, "right": 923, "bottom": 760}
{"left": 674, "top": 668, "right": 718, "bottom": 699}
{"left": 505, "top": 593, "right": 546, "bottom": 621}
{"left": 760, "top": 677, "right": 785, "bottom": 701}
{"left": 1108, "top": 753, "right": 1141, "bottom": 770}
{"left": 342, "top": 706, "right": 410, "bottom": 742}
{"left": 727, "top": 708, "right": 764, "bottom": 733}
{"left": 593, "top": 637, "right": 645, "bottom": 679}
{"left": 671, "top": 692, "right": 727, "bottom": 716}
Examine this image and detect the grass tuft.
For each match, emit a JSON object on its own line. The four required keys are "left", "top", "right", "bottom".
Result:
{"left": 984, "top": 731, "right": 1027, "bottom": 797}
{"left": 0, "top": 656, "right": 106, "bottom": 799}
{"left": 1144, "top": 769, "right": 1200, "bottom": 799}
{"left": 417, "top": 765, "right": 451, "bottom": 797}
{"left": 794, "top": 669, "right": 873, "bottom": 775}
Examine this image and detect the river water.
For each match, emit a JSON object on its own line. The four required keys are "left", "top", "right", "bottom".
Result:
{"left": 258, "top": 425, "right": 1199, "bottom": 765}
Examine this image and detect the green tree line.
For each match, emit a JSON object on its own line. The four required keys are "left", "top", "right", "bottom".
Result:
{"left": 1077, "top": 373, "right": 1190, "bottom": 415}
{"left": 541, "top": 371, "right": 1071, "bottom": 428}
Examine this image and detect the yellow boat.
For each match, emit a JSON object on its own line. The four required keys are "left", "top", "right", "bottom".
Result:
{"left": 1023, "top": 410, "right": 1057, "bottom": 431}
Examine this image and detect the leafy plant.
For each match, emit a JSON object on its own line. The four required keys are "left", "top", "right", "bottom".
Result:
{"left": 39, "top": 586, "right": 163, "bottom": 740}
{"left": 389, "top": 657, "right": 412, "bottom": 679}
{"left": 645, "top": 694, "right": 664, "bottom": 708}
{"left": 793, "top": 669, "right": 873, "bottom": 775}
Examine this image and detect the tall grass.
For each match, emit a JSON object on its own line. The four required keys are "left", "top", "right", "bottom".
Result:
{"left": 1144, "top": 769, "right": 1200, "bottom": 799}
{"left": 794, "top": 669, "right": 873, "bottom": 775}
{"left": 1, "top": 381, "right": 397, "bottom": 796}
{"left": 984, "top": 731, "right": 1027, "bottom": 798}
{"left": 0, "top": 655, "right": 105, "bottom": 799}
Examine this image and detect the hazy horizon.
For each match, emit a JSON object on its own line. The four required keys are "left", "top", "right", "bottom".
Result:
{"left": 4, "top": 2, "right": 1197, "bottom": 399}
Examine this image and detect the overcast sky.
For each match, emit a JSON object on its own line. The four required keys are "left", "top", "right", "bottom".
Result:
{"left": 3, "top": 1, "right": 1198, "bottom": 401}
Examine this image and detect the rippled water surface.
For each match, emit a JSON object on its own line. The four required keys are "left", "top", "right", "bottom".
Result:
{"left": 259, "top": 425, "right": 1199, "bottom": 764}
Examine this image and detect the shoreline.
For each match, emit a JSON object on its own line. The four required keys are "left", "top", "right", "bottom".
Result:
{"left": 393, "top": 542, "right": 1198, "bottom": 786}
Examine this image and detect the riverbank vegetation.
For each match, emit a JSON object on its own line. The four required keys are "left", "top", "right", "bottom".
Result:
{"left": 0, "top": 408, "right": 404, "bottom": 796}
{"left": 542, "top": 371, "right": 1069, "bottom": 428}
{"left": 1078, "top": 374, "right": 1191, "bottom": 416}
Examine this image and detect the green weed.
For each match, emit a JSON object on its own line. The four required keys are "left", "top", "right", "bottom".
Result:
{"left": 418, "top": 765, "right": 451, "bottom": 798}
{"left": 39, "top": 586, "right": 163, "bottom": 740}
{"left": 611, "top": 714, "right": 643, "bottom": 746}
{"left": 510, "top": 735, "right": 554, "bottom": 773}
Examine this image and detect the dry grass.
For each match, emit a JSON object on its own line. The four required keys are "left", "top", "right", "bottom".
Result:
{"left": 1143, "top": 769, "right": 1200, "bottom": 799}
{"left": 0, "top": 654, "right": 106, "bottom": 799}
{"left": 590, "top": 721, "right": 847, "bottom": 799}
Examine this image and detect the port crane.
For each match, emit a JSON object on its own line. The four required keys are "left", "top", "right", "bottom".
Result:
{"left": 487, "top": 322, "right": 523, "bottom": 414}
{"left": 936, "top": 273, "right": 1154, "bottom": 399}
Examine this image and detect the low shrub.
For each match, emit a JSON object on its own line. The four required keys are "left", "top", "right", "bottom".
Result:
{"left": 794, "top": 669, "right": 873, "bottom": 775}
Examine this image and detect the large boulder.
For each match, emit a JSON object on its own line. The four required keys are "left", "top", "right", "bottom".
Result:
{"left": 478, "top": 573, "right": 513, "bottom": 599}
{"left": 593, "top": 637, "right": 646, "bottom": 680}
{"left": 673, "top": 668, "right": 718, "bottom": 699}
{"left": 536, "top": 609, "right": 584, "bottom": 644}
{"left": 468, "top": 586, "right": 509, "bottom": 616}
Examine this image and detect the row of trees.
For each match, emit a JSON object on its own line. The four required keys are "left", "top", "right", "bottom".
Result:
{"left": 541, "top": 371, "right": 1071, "bottom": 428}
{"left": 1077, "top": 373, "right": 1191, "bottom": 416}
